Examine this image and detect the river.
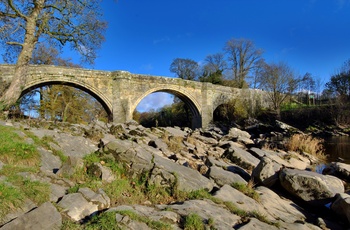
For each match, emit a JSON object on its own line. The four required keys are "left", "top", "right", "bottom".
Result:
{"left": 324, "top": 136, "right": 350, "bottom": 164}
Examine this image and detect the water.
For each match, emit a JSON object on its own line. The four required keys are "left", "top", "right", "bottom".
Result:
{"left": 324, "top": 136, "right": 350, "bottom": 164}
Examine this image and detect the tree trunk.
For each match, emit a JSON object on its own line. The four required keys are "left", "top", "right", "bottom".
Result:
{"left": 0, "top": 1, "right": 43, "bottom": 110}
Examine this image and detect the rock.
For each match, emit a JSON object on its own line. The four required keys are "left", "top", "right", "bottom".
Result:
{"left": 222, "top": 145, "right": 260, "bottom": 170}
{"left": 150, "top": 154, "right": 215, "bottom": 192}
{"left": 103, "top": 139, "right": 154, "bottom": 175}
{"left": 330, "top": 193, "right": 350, "bottom": 224}
{"left": 50, "top": 183, "right": 67, "bottom": 202}
{"left": 38, "top": 147, "right": 62, "bottom": 174}
{"left": 279, "top": 168, "right": 344, "bottom": 205}
{"left": 78, "top": 187, "right": 110, "bottom": 209}
{"left": 323, "top": 162, "right": 350, "bottom": 181}
{"left": 252, "top": 157, "right": 281, "bottom": 187}
{"left": 255, "top": 186, "right": 307, "bottom": 224}
{"left": 56, "top": 156, "right": 84, "bottom": 177}
{"left": 238, "top": 218, "right": 279, "bottom": 230}
{"left": 86, "top": 162, "right": 115, "bottom": 183}
{"left": 57, "top": 193, "right": 98, "bottom": 222}
{"left": 0, "top": 202, "right": 62, "bottom": 230}
{"left": 168, "top": 199, "right": 241, "bottom": 229}
{"left": 213, "top": 185, "right": 269, "bottom": 219}
{"left": 164, "top": 127, "right": 187, "bottom": 138}
{"left": 208, "top": 166, "right": 247, "bottom": 186}
{"left": 0, "top": 199, "right": 37, "bottom": 226}
{"left": 30, "top": 128, "right": 97, "bottom": 158}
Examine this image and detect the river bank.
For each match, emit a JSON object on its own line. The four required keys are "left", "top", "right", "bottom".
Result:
{"left": 0, "top": 118, "right": 350, "bottom": 229}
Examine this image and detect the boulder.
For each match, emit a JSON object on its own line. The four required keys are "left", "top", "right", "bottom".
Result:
{"left": 252, "top": 157, "right": 281, "bottom": 187}
{"left": 323, "top": 162, "right": 350, "bottom": 181}
{"left": 57, "top": 193, "right": 98, "bottom": 221}
{"left": 208, "top": 166, "right": 247, "bottom": 186}
{"left": 56, "top": 156, "right": 84, "bottom": 177}
{"left": 330, "top": 193, "right": 350, "bottom": 224}
{"left": 150, "top": 154, "right": 215, "bottom": 192}
{"left": 78, "top": 187, "right": 110, "bottom": 210}
{"left": 86, "top": 162, "right": 115, "bottom": 183}
{"left": 222, "top": 145, "right": 259, "bottom": 170}
{"left": 279, "top": 168, "right": 344, "bottom": 204}
{"left": 0, "top": 202, "right": 62, "bottom": 230}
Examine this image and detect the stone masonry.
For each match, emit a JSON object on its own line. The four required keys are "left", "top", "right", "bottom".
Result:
{"left": 0, "top": 64, "right": 270, "bottom": 128}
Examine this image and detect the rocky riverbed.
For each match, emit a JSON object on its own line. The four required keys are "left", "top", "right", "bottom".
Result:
{"left": 0, "top": 119, "right": 349, "bottom": 229}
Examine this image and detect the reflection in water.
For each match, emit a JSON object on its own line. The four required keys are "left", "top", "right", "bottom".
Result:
{"left": 324, "top": 136, "right": 350, "bottom": 164}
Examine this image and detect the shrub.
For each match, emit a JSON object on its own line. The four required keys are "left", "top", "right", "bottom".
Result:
{"left": 285, "top": 134, "right": 326, "bottom": 160}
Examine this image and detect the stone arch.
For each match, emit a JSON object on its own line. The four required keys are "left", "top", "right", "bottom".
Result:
{"left": 131, "top": 86, "right": 202, "bottom": 128}
{"left": 21, "top": 78, "right": 113, "bottom": 121}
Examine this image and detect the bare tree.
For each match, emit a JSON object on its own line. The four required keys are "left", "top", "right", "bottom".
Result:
{"left": 0, "top": 0, "right": 107, "bottom": 109}
{"left": 258, "top": 62, "right": 299, "bottom": 119}
{"left": 224, "top": 38, "right": 263, "bottom": 88}
{"left": 170, "top": 58, "right": 199, "bottom": 80}
{"left": 200, "top": 53, "right": 227, "bottom": 84}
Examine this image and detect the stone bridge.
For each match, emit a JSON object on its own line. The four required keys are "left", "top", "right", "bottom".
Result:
{"left": 0, "top": 65, "right": 269, "bottom": 128}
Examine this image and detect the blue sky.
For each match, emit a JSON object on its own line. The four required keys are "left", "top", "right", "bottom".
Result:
{"left": 85, "top": 0, "right": 350, "bottom": 111}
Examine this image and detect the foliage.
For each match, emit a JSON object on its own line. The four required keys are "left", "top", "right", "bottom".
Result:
{"left": 184, "top": 213, "right": 204, "bottom": 230}
{"left": 18, "top": 45, "right": 109, "bottom": 123}
{"left": 0, "top": 0, "right": 107, "bottom": 108}
{"left": 134, "top": 97, "right": 192, "bottom": 128}
{"left": 325, "top": 59, "right": 350, "bottom": 103}
{"left": 213, "top": 98, "right": 249, "bottom": 125}
{"left": 170, "top": 58, "right": 199, "bottom": 80}
{"left": 286, "top": 134, "right": 326, "bottom": 160}
{"left": 199, "top": 53, "right": 227, "bottom": 85}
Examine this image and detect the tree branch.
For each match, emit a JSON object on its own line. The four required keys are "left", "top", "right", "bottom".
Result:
{"left": 7, "top": 0, "right": 27, "bottom": 19}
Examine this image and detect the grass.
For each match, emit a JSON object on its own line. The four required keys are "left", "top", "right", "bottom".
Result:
{"left": 0, "top": 125, "right": 51, "bottom": 221}
{"left": 231, "top": 182, "right": 260, "bottom": 202}
{"left": 285, "top": 134, "right": 326, "bottom": 161}
{"left": 0, "top": 126, "right": 40, "bottom": 167}
{"left": 184, "top": 213, "right": 204, "bottom": 230}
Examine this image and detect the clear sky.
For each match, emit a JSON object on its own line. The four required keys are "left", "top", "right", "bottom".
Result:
{"left": 84, "top": 0, "right": 350, "bottom": 111}
{"left": 94, "top": 0, "right": 350, "bottom": 78}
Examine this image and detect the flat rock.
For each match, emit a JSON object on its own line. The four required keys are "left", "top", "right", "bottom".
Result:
{"left": 58, "top": 193, "right": 98, "bottom": 222}
{"left": 208, "top": 166, "right": 247, "bottom": 186}
{"left": 213, "top": 184, "right": 269, "bottom": 219}
{"left": 237, "top": 218, "right": 278, "bottom": 230}
{"left": 168, "top": 199, "right": 241, "bottom": 229}
{"left": 222, "top": 145, "right": 260, "bottom": 170}
{"left": 255, "top": 186, "right": 307, "bottom": 224}
{"left": 0, "top": 202, "right": 62, "bottom": 230}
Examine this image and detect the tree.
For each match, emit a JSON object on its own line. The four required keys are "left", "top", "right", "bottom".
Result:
{"left": 0, "top": 0, "right": 107, "bottom": 109}
{"left": 258, "top": 62, "right": 299, "bottom": 119}
{"left": 224, "top": 38, "right": 263, "bottom": 88}
{"left": 199, "top": 53, "right": 227, "bottom": 85}
{"left": 169, "top": 58, "right": 199, "bottom": 80}
{"left": 325, "top": 59, "right": 350, "bottom": 102}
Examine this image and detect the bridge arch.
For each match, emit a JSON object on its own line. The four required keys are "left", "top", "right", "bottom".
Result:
{"left": 21, "top": 78, "right": 113, "bottom": 121}
{"left": 131, "top": 86, "right": 202, "bottom": 128}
